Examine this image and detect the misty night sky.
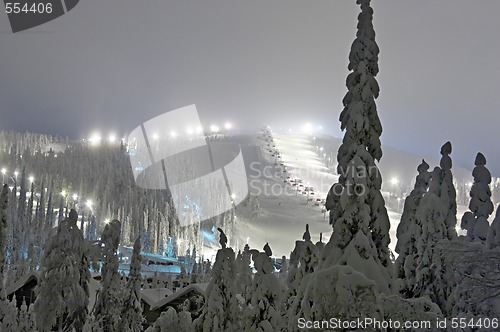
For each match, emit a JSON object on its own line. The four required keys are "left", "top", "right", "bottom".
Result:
{"left": 0, "top": 0, "right": 499, "bottom": 175}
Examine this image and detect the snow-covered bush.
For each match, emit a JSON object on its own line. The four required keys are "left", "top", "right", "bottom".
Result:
{"left": 149, "top": 307, "right": 193, "bottom": 332}
{"left": 242, "top": 243, "right": 283, "bottom": 331}
{"left": 296, "top": 265, "right": 384, "bottom": 332}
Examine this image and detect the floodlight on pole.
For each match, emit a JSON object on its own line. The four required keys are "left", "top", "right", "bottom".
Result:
{"left": 303, "top": 123, "right": 312, "bottom": 133}
{"left": 390, "top": 177, "right": 399, "bottom": 186}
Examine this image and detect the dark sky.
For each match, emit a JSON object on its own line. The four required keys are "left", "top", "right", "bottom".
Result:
{"left": 1, "top": 0, "right": 499, "bottom": 175}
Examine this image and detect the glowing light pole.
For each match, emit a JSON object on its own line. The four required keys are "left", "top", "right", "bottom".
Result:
{"left": 72, "top": 193, "right": 78, "bottom": 208}
{"left": 1, "top": 168, "right": 6, "bottom": 184}
{"left": 390, "top": 177, "right": 399, "bottom": 197}
{"left": 28, "top": 176, "right": 35, "bottom": 191}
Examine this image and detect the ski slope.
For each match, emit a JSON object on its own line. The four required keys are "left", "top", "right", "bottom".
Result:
{"left": 231, "top": 129, "right": 471, "bottom": 258}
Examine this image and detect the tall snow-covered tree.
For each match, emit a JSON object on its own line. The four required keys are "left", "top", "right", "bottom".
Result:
{"left": 413, "top": 166, "right": 448, "bottom": 300}
{"left": 119, "top": 236, "right": 144, "bottom": 332}
{"left": 292, "top": 1, "right": 393, "bottom": 327}
{"left": 412, "top": 147, "right": 457, "bottom": 309}
{"left": 193, "top": 229, "right": 237, "bottom": 332}
{"left": 321, "top": 0, "right": 392, "bottom": 289}
{"left": 92, "top": 219, "right": 123, "bottom": 332}
{"left": 34, "top": 209, "right": 90, "bottom": 332}
{"left": 439, "top": 142, "right": 458, "bottom": 240}
{"left": 394, "top": 160, "right": 431, "bottom": 297}
{"left": 0, "top": 185, "right": 13, "bottom": 329}
{"left": 461, "top": 152, "right": 493, "bottom": 242}
{"left": 0, "top": 185, "right": 9, "bottom": 301}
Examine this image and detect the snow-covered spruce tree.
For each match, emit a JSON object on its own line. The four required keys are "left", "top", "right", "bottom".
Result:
{"left": 292, "top": 1, "right": 393, "bottom": 327}
{"left": 242, "top": 243, "right": 283, "bottom": 332}
{"left": 439, "top": 142, "right": 458, "bottom": 240}
{"left": 487, "top": 208, "right": 500, "bottom": 249}
{"left": 461, "top": 152, "right": 493, "bottom": 242}
{"left": 118, "top": 236, "right": 144, "bottom": 332}
{"left": 412, "top": 164, "right": 451, "bottom": 308}
{"left": 193, "top": 229, "right": 238, "bottom": 332}
{"left": 409, "top": 142, "right": 457, "bottom": 311}
{"left": 0, "top": 185, "right": 14, "bottom": 328}
{"left": 394, "top": 160, "right": 431, "bottom": 297}
{"left": 0, "top": 185, "right": 9, "bottom": 301}
{"left": 14, "top": 166, "right": 27, "bottom": 269}
{"left": 91, "top": 219, "right": 123, "bottom": 332}
{"left": 1, "top": 295, "right": 19, "bottom": 331}
{"left": 315, "top": 233, "right": 325, "bottom": 252}
{"left": 34, "top": 209, "right": 90, "bottom": 332}
{"left": 18, "top": 297, "right": 37, "bottom": 332}
{"left": 279, "top": 255, "right": 287, "bottom": 282}
{"left": 321, "top": 0, "right": 392, "bottom": 288}
{"left": 285, "top": 225, "right": 320, "bottom": 328}
{"left": 234, "top": 244, "right": 253, "bottom": 303}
